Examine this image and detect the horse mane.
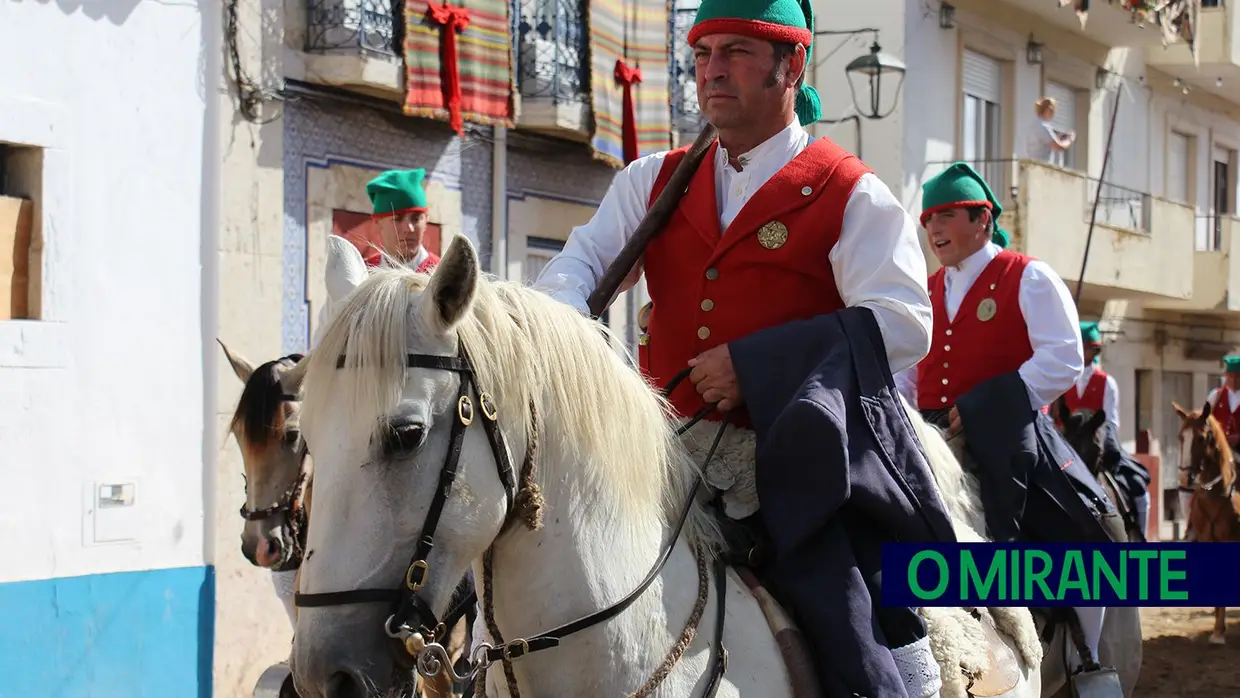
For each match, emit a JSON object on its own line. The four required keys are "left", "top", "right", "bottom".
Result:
{"left": 231, "top": 354, "right": 303, "bottom": 448}
{"left": 300, "top": 266, "right": 722, "bottom": 552}
{"left": 1199, "top": 411, "right": 1235, "bottom": 483}
{"left": 896, "top": 394, "right": 986, "bottom": 540}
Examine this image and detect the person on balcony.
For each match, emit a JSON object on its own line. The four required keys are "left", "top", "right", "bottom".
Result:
{"left": 530, "top": 0, "right": 959, "bottom": 695}
{"left": 1026, "top": 97, "right": 1075, "bottom": 164}
{"left": 893, "top": 162, "right": 1122, "bottom": 689}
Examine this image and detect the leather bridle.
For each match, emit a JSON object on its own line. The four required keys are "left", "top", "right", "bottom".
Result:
{"left": 291, "top": 345, "right": 730, "bottom": 693}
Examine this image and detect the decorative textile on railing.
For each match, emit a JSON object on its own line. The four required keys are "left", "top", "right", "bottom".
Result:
{"left": 402, "top": 0, "right": 515, "bottom": 133}
{"left": 588, "top": 0, "right": 672, "bottom": 168}
{"left": 1063, "top": 0, "right": 1202, "bottom": 60}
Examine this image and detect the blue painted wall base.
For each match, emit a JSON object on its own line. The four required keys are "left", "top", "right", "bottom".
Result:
{"left": 0, "top": 565, "right": 215, "bottom": 698}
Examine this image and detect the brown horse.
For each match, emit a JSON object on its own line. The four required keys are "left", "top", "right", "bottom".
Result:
{"left": 1172, "top": 400, "right": 1240, "bottom": 645}
{"left": 220, "top": 339, "right": 467, "bottom": 698}
{"left": 1053, "top": 400, "right": 1145, "bottom": 543}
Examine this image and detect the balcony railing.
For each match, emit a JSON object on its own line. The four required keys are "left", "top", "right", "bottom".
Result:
{"left": 1086, "top": 178, "right": 1151, "bottom": 233}
{"left": 305, "top": 0, "right": 401, "bottom": 56}
{"left": 669, "top": 4, "right": 704, "bottom": 143}
{"left": 514, "top": 0, "right": 588, "bottom": 105}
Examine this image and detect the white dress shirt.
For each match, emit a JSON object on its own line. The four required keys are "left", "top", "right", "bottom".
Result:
{"left": 532, "top": 120, "right": 933, "bottom": 374}
{"left": 893, "top": 241, "right": 1083, "bottom": 411}
{"left": 1075, "top": 363, "right": 1120, "bottom": 431}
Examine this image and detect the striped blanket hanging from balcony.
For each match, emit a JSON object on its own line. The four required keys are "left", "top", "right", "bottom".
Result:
{"left": 588, "top": 0, "right": 671, "bottom": 168}
{"left": 403, "top": 0, "right": 516, "bottom": 133}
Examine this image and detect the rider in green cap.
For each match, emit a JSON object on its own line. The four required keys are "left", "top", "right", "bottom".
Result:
{"left": 365, "top": 168, "right": 441, "bottom": 273}
{"left": 895, "top": 162, "right": 1124, "bottom": 689}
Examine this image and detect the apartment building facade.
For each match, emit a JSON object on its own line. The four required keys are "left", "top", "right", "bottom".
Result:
{"left": 805, "top": 0, "right": 1239, "bottom": 538}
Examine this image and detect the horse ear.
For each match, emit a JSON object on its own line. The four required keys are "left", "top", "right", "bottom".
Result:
{"left": 1172, "top": 401, "right": 1188, "bottom": 420}
{"left": 217, "top": 338, "right": 255, "bottom": 383}
{"left": 1055, "top": 397, "right": 1071, "bottom": 424}
{"left": 1087, "top": 408, "right": 1107, "bottom": 432}
{"left": 421, "top": 236, "right": 479, "bottom": 332}
{"left": 279, "top": 355, "right": 308, "bottom": 396}
{"left": 326, "top": 235, "right": 368, "bottom": 303}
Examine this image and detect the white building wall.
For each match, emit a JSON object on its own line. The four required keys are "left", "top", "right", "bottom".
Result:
{"left": 0, "top": 1, "right": 214, "bottom": 695}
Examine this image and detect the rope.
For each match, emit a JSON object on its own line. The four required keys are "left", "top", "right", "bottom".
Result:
{"left": 627, "top": 544, "right": 711, "bottom": 698}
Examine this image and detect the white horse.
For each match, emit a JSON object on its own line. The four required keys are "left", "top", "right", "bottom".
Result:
{"left": 917, "top": 409, "right": 1143, "bottom": 698}
{"left": 287, "top": 235, "right": 1042, "bottom": 698}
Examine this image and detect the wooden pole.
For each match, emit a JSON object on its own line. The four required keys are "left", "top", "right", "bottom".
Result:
{"left": 1075, "top": 80, "right": 1123, "bottom": 305}
{"left": 586, "top": 123, "right": 717, "bottom": 318}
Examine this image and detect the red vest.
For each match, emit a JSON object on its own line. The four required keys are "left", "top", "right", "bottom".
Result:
{"left": 1063, "top": 369, "right": 1108, "bottom": 413}
{"left": 1211, "top": 391, "right": 1240, "bottom": 444}
{"left": 638, "top": 138, "right": 870, "bottom": 423}
{"left": 416, "top": 251, "right": 441, "bottom": 274}
{"left": 917, "top": 250, "right": 1034, "bottom": 410}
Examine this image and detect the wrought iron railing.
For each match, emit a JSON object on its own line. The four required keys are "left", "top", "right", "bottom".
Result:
{"left": 669, "top": 4, "right": 703, "bottom": 142}
{"left": 513, "top": 0, "right": 588, "bottom": 104}
{"left": 1084, "top": 177, "right": 1151, "bottom": 233}
{"left": 305, "top": 0, "right": 401, "bottom": 56}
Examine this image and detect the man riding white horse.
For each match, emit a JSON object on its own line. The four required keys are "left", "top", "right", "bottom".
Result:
{"left": 533, "top": 0, "right": 964, "bottom": 694}
{"left": 1058, "top": 321, "right": 1151, "bottom": 540}
{"left": 893, "top": 163, "right": 1123, "bottom": 693}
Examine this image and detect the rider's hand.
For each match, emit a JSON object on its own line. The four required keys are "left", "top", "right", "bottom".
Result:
{"left": 949, "top": 406, "right": 962, "bottom": 435}
{"left": 688, "top": 344, "right": 744, "bottom": 413}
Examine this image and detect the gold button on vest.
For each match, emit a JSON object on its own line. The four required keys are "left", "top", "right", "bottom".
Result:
{"left": 698, "top": 326, "right": 711, "bottom": 340}
{"left": 705, "top": 268, "right": 719, "bottom": 281}
{"left": 700, "top": 299, "right": 714, "bottom": 312}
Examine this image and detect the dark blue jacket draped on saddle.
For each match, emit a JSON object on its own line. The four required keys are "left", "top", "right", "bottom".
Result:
{"left": 730, "top": 307, "right": 957, "bottom": 698}
{"left": 954, "top": 371, "right": 1118, "bottom": 544}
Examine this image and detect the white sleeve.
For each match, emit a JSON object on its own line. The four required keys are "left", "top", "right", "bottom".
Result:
{"left": 894, "top": 364, "right": 919, "bottom": 408}
{"left": 1207, "top": 387, "right": 1221, "bottom": 410}
{"left": 830, "top": 173, "right": 933, "bottom": 374}
{"left": 531, "top": 152, "right": 668, "bottom": 314}
{"left": 1017, "top": 260, "right": 1084, "bottom": 410}
{"left": 1103, "top": 373, "right": 1121, "bottom": 431}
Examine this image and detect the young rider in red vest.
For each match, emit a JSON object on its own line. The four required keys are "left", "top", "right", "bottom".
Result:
{"left": 534, "top": 0, "right": 940, "bottom": 694}
{"left": 893, "top": 163, "right": 1119, "bottom": 688}
{"left": 1061, "top": 322, "right": 1119, "bottom": 428}
{"left": 1182, "top": 355, "right": 1240, "bottom": 540}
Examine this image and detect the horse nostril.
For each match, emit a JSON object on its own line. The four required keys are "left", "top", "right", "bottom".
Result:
{"left": 325, "top": 670, "right": 367, "bottom": 698}
{"left": 256, "top": 538, "right": 284, "bottom": 568}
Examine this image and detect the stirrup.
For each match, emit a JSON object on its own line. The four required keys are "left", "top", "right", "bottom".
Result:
{"left": 1069, "top": 662, "right": 1123, "bottom": 698}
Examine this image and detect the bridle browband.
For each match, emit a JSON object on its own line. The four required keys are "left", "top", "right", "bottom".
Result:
{"left": 238, "top": 353, "right": 311, "bottom": 572}
{"left": 292, "top": 346, "right": 731, "bottom": 694}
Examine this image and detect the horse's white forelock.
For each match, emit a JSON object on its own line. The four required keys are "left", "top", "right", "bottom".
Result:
{"left": 300, "top": 264, "right": 722, "bottom": 552}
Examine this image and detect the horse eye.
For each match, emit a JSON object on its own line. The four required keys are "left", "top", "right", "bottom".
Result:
{"left": 381, "top": 423, "right": 426, "bottom": 458}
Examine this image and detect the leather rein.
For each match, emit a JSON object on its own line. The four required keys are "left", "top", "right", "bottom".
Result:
{"left": 291, "top": 346, "right": 732, "bottom": 695}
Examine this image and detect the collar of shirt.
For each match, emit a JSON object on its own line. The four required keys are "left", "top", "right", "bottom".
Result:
{"left": 942, "top": 241, "right": 1000, "bottom": 321}
{"left": 376, "top": 245, "right": 427, "bottom": 270}
{"left": 1227, "top": 387, "right": 1240, "bottom": 413}
{"left": 712, "top": 120, "right": 809, "bottom": 232}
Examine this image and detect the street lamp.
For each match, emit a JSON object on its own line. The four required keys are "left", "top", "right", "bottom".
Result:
{"left": 844, "top": 41, "right": 906, "bottom": 120}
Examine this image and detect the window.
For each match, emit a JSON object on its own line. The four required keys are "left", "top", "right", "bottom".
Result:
{"left": 1210, "top": 146, "right": 1235, "bottom": 251}
{"left": 1, "top": 143, "right": 40, "bottom": 320}
{"left": 1044, "top": 82, "right": 1079, "bottom": 170}
{"left": 961, "top": 50, "right": 1005, "bottom": 194}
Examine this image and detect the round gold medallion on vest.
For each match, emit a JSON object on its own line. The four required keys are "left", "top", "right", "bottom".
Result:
{"left": 757, "top": 221, "right": 789, "bottom": 249}
{"left": 976, "top": 298, "right": 998, "bottom": 322}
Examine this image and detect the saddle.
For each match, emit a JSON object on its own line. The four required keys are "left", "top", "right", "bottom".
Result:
{"left": 678, "top": 420, "right": 1034, "bottom": 698}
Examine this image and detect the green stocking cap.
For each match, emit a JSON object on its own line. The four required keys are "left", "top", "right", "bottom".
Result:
{"left": 1080, "top": 321, "right": 1102, "bottom": 364}
{"left": 920, "top": 162, "right": 1010, "bottom": 248}
{"left": 688, "top": 0, "right": 822, "bottom": 125}
{"left": 367, "top": 169, "right": 429, "bottom": 218}
{"left": 1224, "top": 354, "right": 1240, "bottom": 373}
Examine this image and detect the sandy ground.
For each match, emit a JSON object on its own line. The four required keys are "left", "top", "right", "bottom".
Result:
{"left": 1133, "top": 606, "right": 1240, "bottom": 697}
